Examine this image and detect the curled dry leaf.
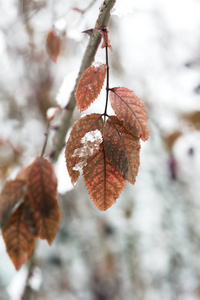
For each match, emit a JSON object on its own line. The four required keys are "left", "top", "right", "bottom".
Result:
{"left": 96, "top": 27, "right": 112, "bottom": 51}
{"left": 2, "top": 200, "right": 36, "bottom": 270}
{"left": 104, "top": 116, "right": 140, "bottom": 184}
{"left": 75, "top": 63, "right": 107, "bottom": 111}
{"left": 46, "top": 29, "right": 61, "bottom": 63}
{"left": 109, "top": 87, "right": 149, "bottom": 141}
{"left": 65, "top": 113, "right": 104, "bottom": 185}
{"left": 26, "top": 157, "right": 61, "bottom": 245}
{"left": 0, "top": 180, "right": 26, "bottom": 229}
{"left": 83, "top": 145, "right": 126, "bottom": 211}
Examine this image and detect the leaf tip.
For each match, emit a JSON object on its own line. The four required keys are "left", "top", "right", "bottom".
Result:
{"left": 11, "top": 249, "right": 32, "bottom": 271}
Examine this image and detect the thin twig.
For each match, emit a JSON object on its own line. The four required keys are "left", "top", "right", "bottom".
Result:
{"left": 40, "top": 121, "right": 51, "bottom": 157}
{"left": 103, "top": 28, "right": 110, "bottom": 122}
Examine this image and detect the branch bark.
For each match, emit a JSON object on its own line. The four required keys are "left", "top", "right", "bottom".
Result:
{"left": 51, "top": 0, "right": 116, "bottom": 163}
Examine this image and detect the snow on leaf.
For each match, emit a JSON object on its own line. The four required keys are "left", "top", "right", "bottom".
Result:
{"left": 65, "top": 114, "right": 104, "bottom": 185}
{"left": 83, "top": 144, "right": 126, "bottom": 211}
{"left": 26, "top": 157, "right": 61, "bottom": 245}
{"left": 75, "top": 63, "right": 107, "bottom": 111}
{"left": 2, "top": 200, "right": 36, "bottom": 270}
{"left": 46, "top": 29, "right": 61, "bottom": 63}
{"left": 72, "top": 130, "right": 103, "bottom": 171}
{"left": 104, "top": 116, "right": 141, "bottom": 184}
{"left": 0, "top": 180, "right": 26, "bottom": 229}
{"left": 109, "top": 87, "right": 149, "bottom": 141}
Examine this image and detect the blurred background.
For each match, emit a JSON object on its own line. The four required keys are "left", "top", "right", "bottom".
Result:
{"left": 1, "top": 0, "right": 200, "bottom": 299}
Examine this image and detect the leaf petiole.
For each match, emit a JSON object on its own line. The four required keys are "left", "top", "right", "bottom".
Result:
{"left": 103, "top": 34, "right": 110, "bottom": 122}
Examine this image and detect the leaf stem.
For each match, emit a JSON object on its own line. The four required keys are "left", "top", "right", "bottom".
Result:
{"left": 104, "top": 30, "right": 109, "bottom": 122}
{"left": 40, "top": 121, "right": 50, "bottom": 157}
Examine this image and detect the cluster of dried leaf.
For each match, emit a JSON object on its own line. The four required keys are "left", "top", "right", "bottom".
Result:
{"left": 0, "top": 157, "right": 61, "bottom": 270}
{"left": 65, "top": 29, "right": 149, "bottom": 211}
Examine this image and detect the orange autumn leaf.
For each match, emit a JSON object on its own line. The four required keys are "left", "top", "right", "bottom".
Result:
{"left": 65, "top": 113, "right": 104, "bottom": 185}
{"left": 109, "top": 87, "right": 149, "bottom": 141}
{"left": 46, "top": 29, "right": 61, "bottom": 63}
{"left": 26, "top": 157, "right": 61, "bottom": 244}
{"left": 2, "top": 200, "right": 36, "bottom": 270}
{"left": 75, "top": 63, "right": 107, "bottom": 111}
{"left": 103, "top": 116, "right": 141, "bottom": 184}
{"left": 0, "top": 180, "right": 26, "bottom": 229}
{"left": 83, "top": 145, "right": 126, "bottom": 211}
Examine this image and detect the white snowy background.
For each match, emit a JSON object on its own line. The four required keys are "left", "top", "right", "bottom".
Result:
{"left": 1, "top": 0, "right": 200, "bottom": 299}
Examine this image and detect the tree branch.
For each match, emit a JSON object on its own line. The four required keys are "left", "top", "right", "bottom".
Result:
{"left": 51, "top": 0, "right": 116, "bottom": 163}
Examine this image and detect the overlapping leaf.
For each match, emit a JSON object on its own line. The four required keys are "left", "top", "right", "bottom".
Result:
{"left": 46, "top": 29, "right": 61, "bottom": 63}
{"left": 65, "top": 113, "right": 104, "bottom": 185}
{"left": 109, "top": 87, "right": 149, "bottom": 141}
{"left": 83, "top": 145, "right": 126, "bottom": 211}
{"left": 104, "top": 116, "right": 141, "bottom": 184}
{"left": 2, "top": 199, "right": 36, "bottom": 270}
{"left": 0, "top": 180, "right": 26, "bottom": 229}
{"left": 75, "top": 63, "right": 107, "bottom": 111}
{"left": 26, "top": 157, "right": 61, "bottom": 244}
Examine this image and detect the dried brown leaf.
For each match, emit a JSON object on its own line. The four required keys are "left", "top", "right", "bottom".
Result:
{"left": 26, "top": 157, "right": 61, "bottom": 244}
{"left": 83, "top": 145, "right": 126, "bottom": 211}
{"left": 0, "top": 180, "right": 26, "bottom": 229}
{"left": 46, "top": 29, "right": 61, "bottom": 63}
{"left": 104, "top": 116, "right": 140, "bottom": 184}
{"left": 2, "top": 201, "right": 36, "bottom": 270}
{"left": 75, "top": 63, "right": 107, "bottom": 111}
{"left": 109, "top": 87, "right": 149, "bottom": 141}
{"left": 65, "top": 113, "right": 104, "bottom": 185}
